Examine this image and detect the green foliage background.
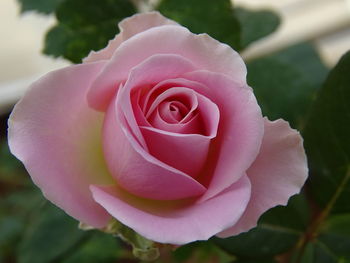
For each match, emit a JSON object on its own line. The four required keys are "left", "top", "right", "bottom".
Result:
{"left": 1, "top": 0, "right": 349, "bottom": 262}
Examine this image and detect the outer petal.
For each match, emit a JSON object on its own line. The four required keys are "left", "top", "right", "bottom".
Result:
{"left": 183, "top": 71, "right": 264, "bottom": 200}
{"left": 84, "top": 11, "right": 178, "bottom": 63}
{"left": 88, "top": 25, "right": 246, "bottom": 111}
{"left": 90, "top": 175, "right": 251, "bottom": 245}
{"left": 8, "top": 62, "right": 113, "bottom": 228}
{"left": 218, "top": 118, "right": 308, "bottom": 237}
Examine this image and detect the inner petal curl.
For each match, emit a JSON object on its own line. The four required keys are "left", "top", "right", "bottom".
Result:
{"left": 159, "top": 101, "right": 190, "bottom": 123}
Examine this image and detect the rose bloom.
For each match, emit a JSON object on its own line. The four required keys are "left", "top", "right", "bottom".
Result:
{"left": 8, "top": 12, "right": 308, "bottom": 245}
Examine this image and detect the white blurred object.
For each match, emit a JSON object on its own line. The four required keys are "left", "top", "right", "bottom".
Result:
{"left": 237, "top": 0, "right": 350, "bottom": 65}
{"left": 0, "top": 0, "right": 69, "bottom": 114}
{"left": 1, "top": 0, "right": 350, "bottom": 114}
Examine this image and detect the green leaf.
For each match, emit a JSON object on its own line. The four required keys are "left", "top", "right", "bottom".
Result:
{"left": 157, "top": 0, "right": 241, "bottom": 50}
{"left": 55, "top": 0, "right": 135, "bottom": 28}
{"left": 0, "top": 215, "right": 24, "bottom": 260}
{"left": 214, "top": 225, "right": 299, "bottom": 259}
{"left": 44, "top": 0, "right": 136, "bottom": 63}
{"left": 291, "top": 215, "right": 350, "bottom": 262}
{"left": 235, "top": 7, "right": 280, "bottom": 48}
{"left": 1, "top": 188, "right": 43, "bottom": 216}
{"left": 18, "top": 203, "right": 87, "bottom": 263}
{"left": 62, "top": 232, "right": 120, "bottom": 263}
{"left": 247, "top": 43, "right": 328, "bottom": 128}
{"left": 17, "top": 0, "right": 64, "bottom": 14}
{"left": 303, "top": 50, "right": 350, "bottom": 213}
{"left": 233, "top": 259, "right": 277, "bottom": 263}
{"left": 172, "top": 241, "right": 234, "bottom": 263}
{"left": 267, "top": 43, "right": 329, "bottom": 87}
{"left": 43, "top": 25, "right": 72, "bottom": 58}
{"left": 213, "top": 194, "right": 307, "bottom": 258}
{"left": 157, "top": 1, "right": 280, "bottom": 50}
{"left": 172, "top": 242, "right": 200, "bottom": 262}
{"left": 317, "top": 214, "right": 350, "bottom": 259}
{"left": 0, "top": 189, "right": 42, "bottom": 261}
{"left": 44, "top": 23, "right": 118, "bottom": 63}
{"left": 292, "top": 242, "right": 344, "bottom": 263}
{"left": 261, "top": 194, "right": 310, "bottom": 232}
{"left": 0, "top": 216, "right": 23, "bottom": 246}
{"left": 0, "top": 140, "right": 26, "bottom": 182}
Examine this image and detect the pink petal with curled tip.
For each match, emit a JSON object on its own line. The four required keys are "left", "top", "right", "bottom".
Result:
{"left": 102, "top": 94, "right": 206, "bottom": 200}
{"left": 84, "top": 11, "right": 178, "bottom": 63}
{"left": 139, "top": 88, "right": 219, "bottom": 177}
{"left": 87, "top": 24, "right": 246, "bottom": 111}
{"left": 8, "top": 62, "right": 112, "bottom": 227}
{"left": 218, "top": 118, "right": 308, "bottom": 237}
{"left": 90, "top": 175, "right": 251, "bottom": 245}
{"left": 183, "top": 71, "right": 264, "bottom": 200}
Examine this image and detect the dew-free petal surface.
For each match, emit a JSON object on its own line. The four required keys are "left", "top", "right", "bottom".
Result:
{"left": 118, "top": 54, "right": 197, "bottom": 149}
{"left": 88, "top": 25, "right": 246, "bottom": 110}
{"left": 183, "top": 71, "right": 264, "bottom": 200}
{"left": 102, "top": 95, "right": 206, "bottom": 200}
{"left": 139, "top": 89, "right": 219, "bottom": 178}
{"left": 91, "top": 175, "right": 251, "bottom": 245}
{"left": 8, "top": 62, "right": 113, "bottom": 227}
{"left": 140, "top": 127, "right": 213, "bottom": 178}
{"left": 217, "top": 118, "right": 308, "bottom": 237}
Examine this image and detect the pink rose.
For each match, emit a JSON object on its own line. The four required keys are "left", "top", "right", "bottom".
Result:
{"left": 8, "top": 12, "right": 308, "bottom": 245}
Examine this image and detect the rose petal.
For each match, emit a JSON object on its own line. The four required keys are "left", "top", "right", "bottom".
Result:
{"left": 103, "top": 95, "right": 206, "bottom": 200}
{"left": 148, "top": 108, "right": 201, "bottom": 133}
{"left": 145, "top": 87, "right": 198, "bottom": 121}
{"left": 144, "top": 86, "right": 219, "bottom": 135}
{"left": 88, "top": 24, "right": 246, "bottom": 111}
{"left": 183, "top": 71, "right": 264, "bottom": 200}
{"left": 139, "top": 78, "right": 210, "bottom": 122}
{"left": 140, "top": 126, "right": 214, "bottom": 178}
{"left": 90, "top": 175, "right": 251, "bottom": 245}
{"left": 8, "top": 62, "right": 113, "bottom": 227}
{"left": 133, "top": 78, "right": 203, "bottom": 131}
{"left": 118, "top": 54, "right": 197, "bottom": 149}
{"left": 156, "top": 101, "right": 193, "bottom": 124}
{"left": 83, "top": 11, "right": 178, "bottom": 63}
{"left": 217, "top": 118, "right": 308, "bottom": 237}
{"left": 139, "top": 89, "right": 220, "bottom": 178}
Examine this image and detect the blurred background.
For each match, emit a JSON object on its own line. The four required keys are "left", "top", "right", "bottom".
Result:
{"left": 0, "top": 0, "right": 349, "bottom": 262}
{"left": 1, "top": 0, "right": 350, "bottom": 114}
